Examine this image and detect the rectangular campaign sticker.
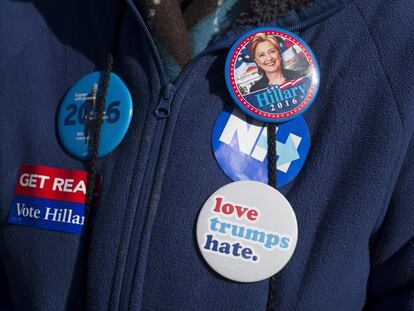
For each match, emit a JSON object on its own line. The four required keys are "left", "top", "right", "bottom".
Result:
{"left": 9, "top": 195, "right": 85, "bottom": 234}
{"left": 8, "top": 164, "right": 88, "bottom": 234}
{"left": 15, "top": 164, "right": 87, "bottom": 204}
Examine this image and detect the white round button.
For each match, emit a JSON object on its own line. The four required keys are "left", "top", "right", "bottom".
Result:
{"left": 196, "top": 180, "right": 298, "bottom": 282}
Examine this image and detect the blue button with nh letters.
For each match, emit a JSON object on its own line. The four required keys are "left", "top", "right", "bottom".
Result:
{"left": 212, "top": 107, "right": 310, "bottom": 188}
{"left": 57, "top": 71, "right": 133, "bottom": 160}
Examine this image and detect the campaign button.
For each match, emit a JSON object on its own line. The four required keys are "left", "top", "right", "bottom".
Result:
{"left": 212, "top": 107, "right": 310, "bottom": 188}
{"left": 196, "top": 181, "right": 298, "bottom": 283}
{"left": 57, "top": 71, "right": 133, "bottom": 160}
{"left": 225, "top": 27, "right": 320, "bottom": 123}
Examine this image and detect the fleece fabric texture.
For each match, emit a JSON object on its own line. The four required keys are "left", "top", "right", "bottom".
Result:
{"left": 1, "top": 0, "right": 414, "bottom": 310}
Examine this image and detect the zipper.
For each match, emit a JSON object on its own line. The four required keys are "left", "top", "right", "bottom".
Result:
{"left": 116, "top": 32, "right": 230, "bottom": 311}
{"left": 118, "top": 0, "right": 347, "bottom": 309}
{"left": 154, "top": 84, "right": 174, "bottom": 118}
{"left": 118, "top": 86, "right": 173, "bottom": 310}
{"left": 118, "top": 3, "right": 180, "bottom": 310}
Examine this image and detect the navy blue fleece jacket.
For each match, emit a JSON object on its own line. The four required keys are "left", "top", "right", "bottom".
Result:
{"left": 0, "top": 0, "right": 414, "bottom": 310}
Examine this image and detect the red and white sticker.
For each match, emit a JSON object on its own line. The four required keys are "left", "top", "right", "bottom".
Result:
{"left": 15, "top": 164, "right": 87, "bottom": 203}
{"left": 8, "top": 164, "right": 91, "bottom": 234}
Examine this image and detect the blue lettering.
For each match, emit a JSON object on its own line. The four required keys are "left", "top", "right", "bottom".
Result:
{"left": 210, "top": 217, "right": 220, "bottom": 232}
{"left": 298, "top": 85, "right": 307, "bottom": 96}
{"left": 203, "top": 234, "right": 218, "bottom": 251}
{"left": 255, "top": 92, "right": 271, "bottom": 108}
{"left": 203, "top": 234, "right": 258, "bottom": 261}
{"left": 218, "top": 242, "right": 231, "bottom": 254}
{"left": 245, "top": 229, "right": 265, "bottom": 243}
{"left": 279, "top": 237, "right": 290, "bottom": 249}
{"left": 264, "top": 233, "right": 280, "bottom": 249}
{"left": 272, "top": 87, "right": 282, "bottom": 102}
{"left": 232, "top": 242, "right": 242, "bottom": 257}
{"left": 276, "top": 87, "right": 284, "bottom": 101}
{"left": 219, "top": 221, "right": 231, "bottom": 234}
{"left": 231, "top": 225, "right": 245, "bottom": 237}
{"left": 241, "top": 247, "right": 253, "bottom": 259}
{"left": 283, "top": 89, "right": 292, "bottom": 99}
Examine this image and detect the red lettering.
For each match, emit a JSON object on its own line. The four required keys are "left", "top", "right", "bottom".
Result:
{"left": 234, "top": 205, "right": 248, "bottom": 218}
{"left": 222, "top": 203, "right": 234, "bottom": 214}
{"left": 247, "top": 209, "right": 258, "bottom": 221}
{"left": 212, "top": 197, "right": 259, "bottom": 221}
{"left": 213, "top": 197, "right": 223, "bottom": 213}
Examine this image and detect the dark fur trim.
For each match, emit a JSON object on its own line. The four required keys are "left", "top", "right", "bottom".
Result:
{"left": 234, "top": 0, "right": 313, "bottom": 25}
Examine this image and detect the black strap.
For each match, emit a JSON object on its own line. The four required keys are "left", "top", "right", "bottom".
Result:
{"left": 267, "top": 124, "right": 277, "bottom": 188}
{"left": 266, "top": 123, "right": 277, "bottom": 310}
{"left": 85, "top": 54, "right": 113, "bottom": 215}
{"left": 85, "top": 0, "right": 126, "bottom": 210}
{"left": 82, "top": 1, "right": 126, "bottom": 309}
{"left": 84, "top": 0, "right": 126, "bottom": 232}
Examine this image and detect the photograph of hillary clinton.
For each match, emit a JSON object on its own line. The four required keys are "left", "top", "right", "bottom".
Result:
{"left": 235, "top": 32, "right": 311, "bottom": 96}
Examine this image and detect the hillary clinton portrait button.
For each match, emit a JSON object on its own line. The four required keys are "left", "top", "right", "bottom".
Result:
{"left": 225, "top": 27, "right": 320, "bottom": 123}
{"left": 57, "top": 71, "right": 133, "bottom": 160}
{"left": 196, "top": 181, "right": 298, "bottom": 283}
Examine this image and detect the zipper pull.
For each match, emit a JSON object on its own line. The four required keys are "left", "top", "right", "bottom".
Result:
{"left": 155, "top": 83, "right": 174, "bottom": 118}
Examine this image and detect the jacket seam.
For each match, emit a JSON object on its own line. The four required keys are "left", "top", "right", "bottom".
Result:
{"left": 349, "top": 5, "right": 414, "bottom": 280}
{"left": 353, "top": 1, "right": 403, "bottom": 125}
{"left": 370, "top": 128, "right": 413, "bottom": 267}
{"left": 352, "top": 2, "right": 406, "bottom": 240}
{"left": 1, "top": 30, "right": 44, "bottom": 73}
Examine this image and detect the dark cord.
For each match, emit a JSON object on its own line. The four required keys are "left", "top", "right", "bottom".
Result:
{"left": 82, "top": 1, "right": 126, "bottom": 309}
{"left": 266, "top": 123, "right": 277, "bottom": 310}
{"left": 85, "top": 0, "right": 125, "bottom": 214}
{"left": 83, "top": 0, "right": 125, "bottom": 234}
{"left": 82, "top": 53, "right": 113, "bottom": 311}
{"left": 85, "top": 54, "right": 113, "bottom": 215}
{"left": 267, "top": 124, "right": 277, "bottom": 188}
